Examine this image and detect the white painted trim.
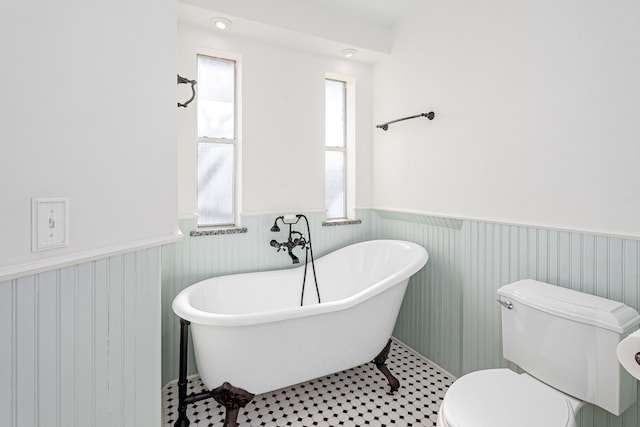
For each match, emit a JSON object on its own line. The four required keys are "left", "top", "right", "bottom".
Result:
{"left": 179, "top": 212, "right": 199, "bottom": 220}
{"left": 240, "top": 208, "right": 327, "bottom": 217}
{"left": 162, "top": 373, "right": 201, "bottom": 393}
{"left": 372, "top": 206, "right": 640, "bottom": 241}
{"left": 0, "top": 230, "right": 183, "bottom": 282}
{"left": 390, "top": 337, "right": 458, "bottom": 381}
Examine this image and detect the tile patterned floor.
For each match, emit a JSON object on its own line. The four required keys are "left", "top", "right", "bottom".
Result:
{"left": 162, "top": 340, "right": 453, "bottom": 426}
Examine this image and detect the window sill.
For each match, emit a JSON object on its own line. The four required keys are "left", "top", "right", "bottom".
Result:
{"left": 190, "top": 226, "right": 248, "bottom": 237}
{"left": 321, "top": 218, "right": 362, "bottom": 227}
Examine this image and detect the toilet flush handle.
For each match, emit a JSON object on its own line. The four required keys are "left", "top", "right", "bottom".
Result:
{"left": 497, "top": 299, "right": 514, "bottom": 310}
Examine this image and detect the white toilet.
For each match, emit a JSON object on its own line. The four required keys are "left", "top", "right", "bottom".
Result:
{"left": 437, "top": 279, "right": 640, "bottom": 427}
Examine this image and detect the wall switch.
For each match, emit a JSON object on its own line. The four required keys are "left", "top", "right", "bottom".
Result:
{"left": 32, "top": 197, "right": 69, "bottom": 252}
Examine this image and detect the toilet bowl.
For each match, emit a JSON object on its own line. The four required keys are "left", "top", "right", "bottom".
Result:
{"left": 436, "top": 280, "right": 640, "bottom": 426}
{"left": 436, "top": 369, "right": 583, "bottom": 427}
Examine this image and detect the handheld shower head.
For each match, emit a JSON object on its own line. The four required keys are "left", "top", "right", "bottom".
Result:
{"left": 270, "top": 216, "right": 283, "bottom": 232}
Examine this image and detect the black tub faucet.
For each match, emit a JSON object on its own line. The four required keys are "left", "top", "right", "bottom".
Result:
{"left": 268, "top": 214, "right": 321, "bottom": 305}
{"left": 269, "top": 215, "right": 308, "bottom": 264}
{"left": 270, "top": 231, "right": 306, "bottom": 264}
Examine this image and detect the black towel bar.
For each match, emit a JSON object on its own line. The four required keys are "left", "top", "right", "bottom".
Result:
{"left": 376, "top": 112, "right": 435, "bottom": 131}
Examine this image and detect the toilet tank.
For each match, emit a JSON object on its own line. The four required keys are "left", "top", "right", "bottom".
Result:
{"left": 497, "top": 279, "right": 640, "bottom": 416}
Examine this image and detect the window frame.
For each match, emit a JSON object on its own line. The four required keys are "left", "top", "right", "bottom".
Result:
{"left": 196, "top": 52, "right": 241, "bottom": 228}
{"left": 325, "top": 73, "right": 356, "bottom": 221}
{"left": 325, "top": 78, "right": 348, "bottom": 220}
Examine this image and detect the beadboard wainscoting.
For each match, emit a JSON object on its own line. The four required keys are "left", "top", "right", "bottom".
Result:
{"left": 371, "top": 210, "right": 464, "bottom": 382}
{"left": 0, "top": 246, "right": 163, "bottom": 427}
{"left": 461, "top": 221, "right": 640, "bottom": 427}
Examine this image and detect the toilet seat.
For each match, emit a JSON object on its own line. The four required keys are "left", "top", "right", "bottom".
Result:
{"left": 438, "top": 369, "right": 582, "bottom": 427}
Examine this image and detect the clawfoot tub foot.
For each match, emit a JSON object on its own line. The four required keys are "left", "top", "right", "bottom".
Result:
{"left": 212, "top": 382, "right": 255, "bottom": 427}
{"left": 173, "top": 416, "right": 190, "bottom": 427}
{"left": 373, "top": 339, "right": 400, "bottom": 394}
{"left": 174, "top": 318, "right": 255, "bottom": 426}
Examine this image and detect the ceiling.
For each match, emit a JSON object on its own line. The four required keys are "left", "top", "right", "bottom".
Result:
{"left": 297, "top": 0, "right": 424, "bottom": 26}
{"left": 178, "top": 0, "right": 424, "bottom": 63}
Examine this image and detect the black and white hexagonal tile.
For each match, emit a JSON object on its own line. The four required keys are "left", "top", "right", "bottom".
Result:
{"left": 163, "top": 339, "right": 453, "bottom": 426}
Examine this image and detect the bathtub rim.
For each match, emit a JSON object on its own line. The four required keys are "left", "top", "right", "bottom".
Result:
{"left": 172, "top": 239, "right": 428, "bottom": 327}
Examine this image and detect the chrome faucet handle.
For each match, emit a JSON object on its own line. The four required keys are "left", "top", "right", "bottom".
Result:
{"left": 496, "top": 299, "right": 513, "bottom": 310}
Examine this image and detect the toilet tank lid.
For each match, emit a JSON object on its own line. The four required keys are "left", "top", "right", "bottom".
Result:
{"left": 497, "top": 280, "right": 640, "bottom": 333}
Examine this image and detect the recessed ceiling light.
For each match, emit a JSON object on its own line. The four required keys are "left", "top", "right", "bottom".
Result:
{"left": 340, "top": 48, "right": 358, "bottom": 58}
{"left": 211, "top": 17, "right": 232, "bottom": 30}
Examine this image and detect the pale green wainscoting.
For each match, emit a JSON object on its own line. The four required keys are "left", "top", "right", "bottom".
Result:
{"left": 162, "top": 209, "right": 640, "bottom": 427}
{"left": 370, "top": 210, "right": 464, "bottom": 380}
{"left": 0, "top": 247, "right": 163, "bottom": 427}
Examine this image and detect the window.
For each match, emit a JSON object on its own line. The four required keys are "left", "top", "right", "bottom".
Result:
{"left": 325, "top": 79, "right": 347, "bottom": 219}
{"left": 197, "top": 55, "right": 237, "bottom": 226}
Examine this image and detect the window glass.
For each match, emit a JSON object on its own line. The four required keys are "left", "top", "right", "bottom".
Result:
{"left": 325, "top": 79, "right": 345, "bottom": 148}
{"left": 197, "top": 54, "right": 237, "bottom": 226}
{"left": 325, "top": 151, "right": 345, "bottom": 219}
{"left": 197, "top": 56, "right": 235, "bottom": 139}
{"left": 197, "top": 143, "right": 234, "bottom": 225}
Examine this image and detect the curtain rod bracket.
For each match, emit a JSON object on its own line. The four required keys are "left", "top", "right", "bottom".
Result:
{"left": 377, "top": 111, "right": 435, "bottom": 131}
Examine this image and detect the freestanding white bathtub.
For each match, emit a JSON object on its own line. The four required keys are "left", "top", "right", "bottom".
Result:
{"left": 172, "top": 239, "right": 428, "bottom": 425}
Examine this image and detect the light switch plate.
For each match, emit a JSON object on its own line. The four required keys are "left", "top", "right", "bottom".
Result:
{"left": 32, "top": 197, "right": 69, "bottom": 252}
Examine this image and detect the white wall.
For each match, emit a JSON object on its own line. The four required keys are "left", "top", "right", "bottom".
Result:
{"left": 0, "top": 1, "right": 176, "bottom": 425}
{"left": 177, "top": 16, "right": 373, "bottom": 218}
{"left": 0, "top": 0, "right": 178, "bottom": 272}
{"left": 372, "top": 0, "right": 640, "bottom": 238}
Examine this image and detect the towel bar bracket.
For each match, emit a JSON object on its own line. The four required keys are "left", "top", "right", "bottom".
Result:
{"left": 177, "top": 74, "right": 197, "bottom": 108}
